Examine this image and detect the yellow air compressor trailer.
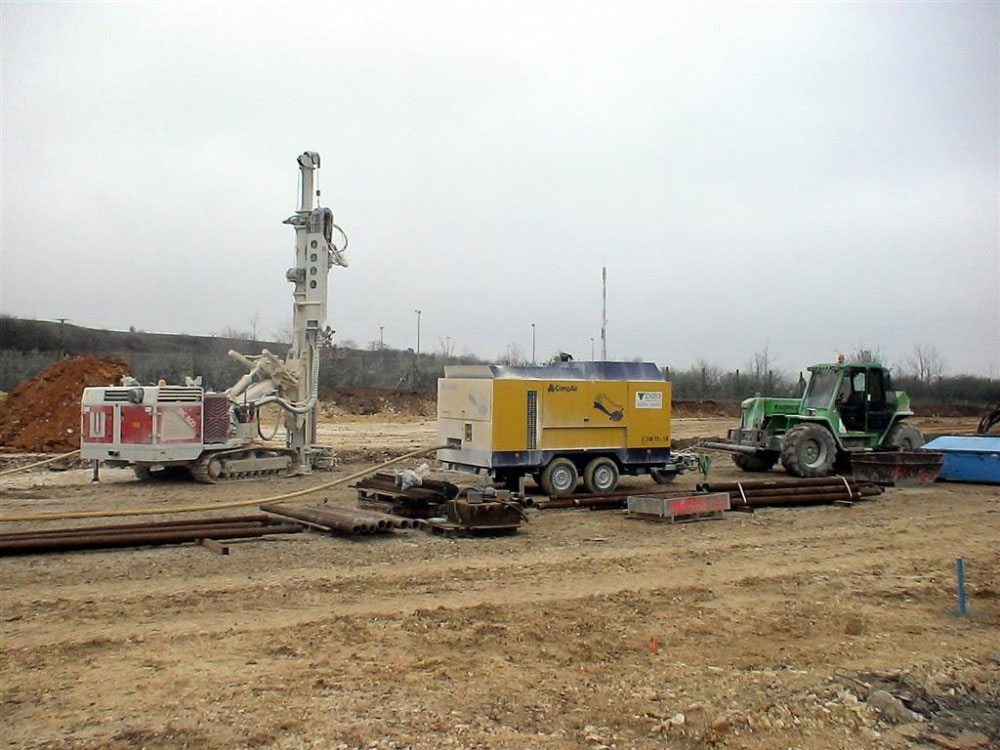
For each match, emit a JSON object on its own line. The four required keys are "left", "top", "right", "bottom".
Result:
{"left": 437, "top": 361, "right": 684, "bottom": 496}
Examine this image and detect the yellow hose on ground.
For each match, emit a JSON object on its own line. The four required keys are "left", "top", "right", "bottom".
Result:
{"left": 0, "top": 450, "right": 82, "bottom": 477}
{"left": 0, "top": 445, "right": 447, "bottom": 523}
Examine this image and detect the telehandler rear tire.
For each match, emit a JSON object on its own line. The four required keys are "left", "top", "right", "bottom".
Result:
{"left": 883, "top": 422, "right": 925, "bottom": 450}
{"left": 781, "top": 424, "right": 836, "bottom": 478}
{"left": 540, "top": 458, "right": 579, "bottom": 498}
{"left": 731, "top": 451, "right": 779, "bottom": 472}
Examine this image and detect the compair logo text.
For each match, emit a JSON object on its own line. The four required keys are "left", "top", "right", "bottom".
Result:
{"left": 547, "top": 384, "right": 578, "bottom": 393}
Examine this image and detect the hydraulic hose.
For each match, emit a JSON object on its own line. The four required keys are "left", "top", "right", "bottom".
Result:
{"left": 0, "top": 444, "right": 448, "bottom": 523}
{"left": 0, "top": 450, "right": 82, "bottom": 477}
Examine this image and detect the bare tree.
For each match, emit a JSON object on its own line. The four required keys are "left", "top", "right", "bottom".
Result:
{"left": 746, "top": 343, "right": 772, "bottom": 380}
{"left": 272, "top": 318, "right": 294, "bottom": 345}
{"left": 220, "top": 326, "right": 253, "bottom": 341}
{"left": 437, "top": 337, "right": 455, "bottom": 358}
{"left": 249, "top": 310, "right": 261, "bottom": 342}
{"left": 905, "top": 344, "right": 945, "bottom": 384}
{"left": 851, "top": 344, "right": 885, "bottom": 363}
{"left": 496, "top": 342, "right": 525, "bottom": 365}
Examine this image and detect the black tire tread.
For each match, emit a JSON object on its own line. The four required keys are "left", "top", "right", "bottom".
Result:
{"left": 583, "top": 457, "right": 619, "bottom": 494}
{"left": 780, "top": 423, "right": 836, "bottom": 478}
{"left": 540, "top": 458, "right": 579, "bottom": 497}
{"left": 732, "top": 451, "right": 779, "bottom": 472}
{"left": 883, "top": 422, "right": 925, "bottom": 451}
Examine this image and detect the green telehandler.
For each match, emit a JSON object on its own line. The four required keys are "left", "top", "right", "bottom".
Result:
{"left": 714, "top": 362, "right": 924, "bottom": 478}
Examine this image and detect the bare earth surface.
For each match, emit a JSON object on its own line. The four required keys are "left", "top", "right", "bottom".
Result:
{"left": 1, "top": 416, "right": 997, "bottom": 750}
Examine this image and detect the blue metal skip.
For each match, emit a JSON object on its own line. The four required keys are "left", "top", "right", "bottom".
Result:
{"left": 921, "top": 436, "right": 1000, "bottom": 484}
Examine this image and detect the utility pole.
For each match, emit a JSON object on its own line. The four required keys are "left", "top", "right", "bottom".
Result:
{"left": 590, "top": 337, "right": 595, "bottom": 360}
{"left": 56, "top": 318, "right": 68, "bottom": 357}
{"left": 414, "top": 310, "right": 421, "bottom": 355}
{"left": 379, "top": 325, "right": 385, "bottom": 349}
{"left": 531, "top": 323, "right": 536, "bottom": 365}
{"left": 600, "top": 266, "right": 607, "bottom": 360}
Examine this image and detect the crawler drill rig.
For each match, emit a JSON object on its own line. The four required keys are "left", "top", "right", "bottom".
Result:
{"left": 80, "top": 152, "right": 348, "bottom": 482}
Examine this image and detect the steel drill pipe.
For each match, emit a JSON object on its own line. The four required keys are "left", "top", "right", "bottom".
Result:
{"left": 0, "top": 515, "right": 280, "bottom": 542}
{"left": 723, "top": 485, "right": 865, "bottom": 499}
{"left": 727, "top": 488, "right": 882, "bottom": 507}
{"left": 347, "top": 507, "right": 416, "bottom": 529}
{"left": 261, "top": 503, "right": 391, "bottom": 535}
{"left": 718, "top": 482, "right": 882, "bottom": 498}
{"left": 0, "top": 523, "right": 303, "bottom": 556}
{"left": 697, "top": 477, "right": 857, "bottom": 492}
{"left": 559, "top": 488, "right": 708, "bottom": 502}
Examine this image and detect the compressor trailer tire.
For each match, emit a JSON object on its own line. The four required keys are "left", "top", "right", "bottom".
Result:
{"left": 540, "top": 458, "right": 579, "bottom": 497}
{"left": 583, "top": 457, "right": 619, "bottom": 494}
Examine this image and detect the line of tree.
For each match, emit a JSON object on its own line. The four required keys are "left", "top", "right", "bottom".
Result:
{"left": 0, "top": 316, "right": 996, "bottom": 404}
{"left": 664, "top": 344, "right": 997, "bottom": 404}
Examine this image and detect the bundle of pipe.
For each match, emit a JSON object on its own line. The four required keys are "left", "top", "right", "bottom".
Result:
{"left": 696, "top": 477, "right": 883, "bottom": 508}
{"left": 260, "top": 503, "right": 418, "bottom": 535}
{"left": 536, "top": 489, "right": 703, "bottom": 511}
{"left": 0, "top": 515, "right": 302, "bottom": 556}
{"left": 354, "top": 473, "right": 459, "bottom": 501}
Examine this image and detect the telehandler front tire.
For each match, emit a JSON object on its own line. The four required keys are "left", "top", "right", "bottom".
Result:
{"left": 781, "top": 424, "right": 836, "bottom": 478}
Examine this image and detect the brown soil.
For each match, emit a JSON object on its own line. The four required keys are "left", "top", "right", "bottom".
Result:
{"left": 321, "top": 387, "right": 436, "bottom": 417}
{"left": 672, "top": 400, "right": 742, "bottom": 418}
{"left": 0, "top": 356, "right": 130, "bottom": 453}
{"left": 0, "top": 415, "right": 997, "bottom": 750}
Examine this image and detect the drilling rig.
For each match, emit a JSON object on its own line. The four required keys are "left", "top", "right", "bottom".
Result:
{"left": 80, "top": 152, "right": 348, "bottom": 482}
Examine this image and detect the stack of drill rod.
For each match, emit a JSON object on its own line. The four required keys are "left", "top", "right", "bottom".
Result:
{"left": 355, "top": 473, "right": 459, "bottom": 501}
{"left": 696, "top": 476, "right": 883, "bottom": 508}
{"left": 536, "top": 488, "right": 710, "bottom": 511}
{"left": 353, "top": 472, "right": 459, "bottom": 518}
{"left": 0, "top": 515, "right": 302, "bottom": 556}
{"left": 260, "top": 503, "right": 419, "bottom": 535}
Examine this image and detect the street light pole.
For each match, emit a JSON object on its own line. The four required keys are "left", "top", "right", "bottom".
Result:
{"left": 590, "top": 337, "right": 595, "bottom": 360}
{"left": 414, "top": 310, "right": 421, "bottom": 355}
{"left": 531, "top": 323, "right": 536, "bottom": 365}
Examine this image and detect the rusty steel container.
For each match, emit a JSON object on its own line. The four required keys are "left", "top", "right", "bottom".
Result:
{"left": 850, "top": 451, "right": 944, "bottom": 487}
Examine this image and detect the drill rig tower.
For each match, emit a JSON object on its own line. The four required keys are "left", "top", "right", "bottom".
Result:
{"left": 81, "top": 152, "right": 349, "bottom": 482}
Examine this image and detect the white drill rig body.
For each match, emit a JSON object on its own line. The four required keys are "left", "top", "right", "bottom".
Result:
{"left": 80, "top": 152, "right": 348, "bottom": 482}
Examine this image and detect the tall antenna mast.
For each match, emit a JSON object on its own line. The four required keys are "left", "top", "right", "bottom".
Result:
{"left": 600, "top": 265, "right": 607, "bottom": 360}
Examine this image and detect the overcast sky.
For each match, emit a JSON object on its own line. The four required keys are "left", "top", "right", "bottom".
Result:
{"left": 2, "top": 1, "right": 998, "bottom": 376}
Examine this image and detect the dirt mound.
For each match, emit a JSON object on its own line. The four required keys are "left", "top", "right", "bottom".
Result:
{"left": 320, "top": 387, "right": 435, "bottom": 417}
{"left": 0, "top": 356, "right": 130, "bottom": 453}
{"left": 672, "top": 399, "right": 742, "bottom": 418}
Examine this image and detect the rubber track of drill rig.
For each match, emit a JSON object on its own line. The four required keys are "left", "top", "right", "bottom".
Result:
{"left": 189, "top": 446, "right": 298, "bottom": 484}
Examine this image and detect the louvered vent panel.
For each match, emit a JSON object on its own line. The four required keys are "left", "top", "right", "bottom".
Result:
{"left": 157, "top": 387, "right": 202, "bottom": 403}
{"left": 526, "top": 390, "right": 537, "bottom": 450}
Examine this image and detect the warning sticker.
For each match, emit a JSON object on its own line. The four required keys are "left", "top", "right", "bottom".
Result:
{"left": 635, "top": 391, "right": 663, "bottom": 409}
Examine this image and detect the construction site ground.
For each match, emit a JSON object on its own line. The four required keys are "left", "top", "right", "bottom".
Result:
{"left": 1, "top": 414, "right": 997, "bottom": 750}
